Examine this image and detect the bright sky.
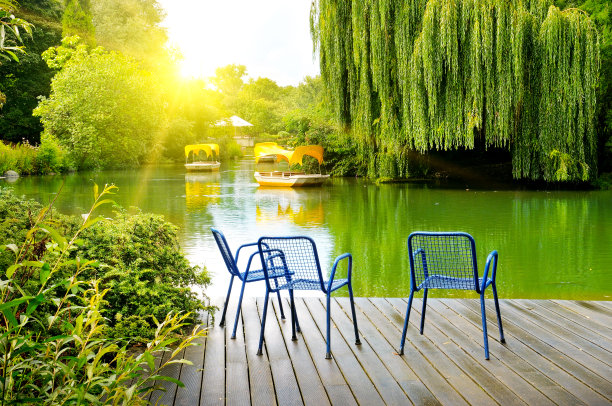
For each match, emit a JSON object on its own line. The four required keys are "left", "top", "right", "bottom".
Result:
{"left": 157, "top": 0, "right": 320, "bottom": 86}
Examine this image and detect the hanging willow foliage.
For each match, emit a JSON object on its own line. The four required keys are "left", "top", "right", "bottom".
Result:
{"left": 311, "top": 0, "right": 600, "bottom": 181}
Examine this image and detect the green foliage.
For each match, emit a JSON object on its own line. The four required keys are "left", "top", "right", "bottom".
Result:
{"left": 0, "top": 187, "right": 211, "bottom": 343}
{"left": 312, "top": 0, "right": 601, "bottom": 182}
{"left": 0, "top": 185, "right": 207, "bottom": 404}
{"left": 91, "top": 0, "right": 168, "bottom": 68}
{"left": 0, "top": 12, "right": 61, "bottom": 144}
{"left": 76, "top": 209, "right": 210, "bottom": 342}
{"left": 34, "top": 37, "right": 164, "bottom": 169}
{"left": 0, "top": 140, "right": 37, "bottom": 174}
{"left": 62, "top": 0, "right": 95, "bottom": 46}
{"left": 0, "top": 0, "right": 33, "bottom": 63}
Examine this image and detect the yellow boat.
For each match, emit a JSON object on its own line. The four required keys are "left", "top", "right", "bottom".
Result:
{"left": 184, "top": 144, "right": 221, "bottom": 171}
{"left": 254, "top": 142, "right": 330, "bottom": 187}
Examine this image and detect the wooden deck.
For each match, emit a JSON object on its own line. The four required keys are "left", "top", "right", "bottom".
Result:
{"left": 149, "top": 297, "right": 612, "bottom": 405}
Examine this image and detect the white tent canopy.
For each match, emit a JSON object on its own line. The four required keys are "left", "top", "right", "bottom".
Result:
{"left": 214, "top": 115, "right": 253, "bottom": 127}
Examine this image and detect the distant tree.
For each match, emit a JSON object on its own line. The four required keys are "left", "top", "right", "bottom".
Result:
{"left": 34, "top": 39, "right": 163, "bottom": 169}
{"left": 91, "top": 0, "right": 168, "bottom": 67}
{"left": 62, "top": 0, "right": 94, "bottom": 46}
{"left": 212, "top": 64, "right": 246, "bottom": 97}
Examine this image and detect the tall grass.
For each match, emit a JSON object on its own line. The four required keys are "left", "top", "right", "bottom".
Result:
{"left": 0, "top": 135, "right": 67, "bottom": 175}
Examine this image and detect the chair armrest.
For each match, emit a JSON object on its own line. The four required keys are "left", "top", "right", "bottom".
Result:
{"left": 328, "top": 253, "right": 352, "bottom": 292}
{"left": 259, "top": 249, "right": 290, "bottom": 279}
{"left": 243, "top": 250, "right": 261, "bottom": 277}
{"left": 481, "top": 250, "right": 498, "bottom": 292}
{"left": 235, "top": 242, "right": 259, "bottom": 262}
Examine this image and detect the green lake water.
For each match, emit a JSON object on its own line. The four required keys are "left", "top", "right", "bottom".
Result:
{"left": 3, "top": 159, "right": 611, "bottom": 300}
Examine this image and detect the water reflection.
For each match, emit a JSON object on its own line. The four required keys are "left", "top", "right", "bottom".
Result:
{"left": 185, "top": 173, "right": 221, "bottom": 209}
{"left": 255, "top": 188, "right": 325, "bottom": 227}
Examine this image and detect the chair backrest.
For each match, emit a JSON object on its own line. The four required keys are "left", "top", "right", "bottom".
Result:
{"left": 258, "top": 236, "right": 325, "bottom": 291}
{"left": 407, "top": 232, "right": 479, "bottom": 291}
{"left": 211, "top": 228, "right": 240, "bottom": 276}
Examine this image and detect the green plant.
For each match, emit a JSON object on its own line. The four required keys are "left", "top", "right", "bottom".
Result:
{"left": 0, "top": 184, "right": 207, "bottom": 404}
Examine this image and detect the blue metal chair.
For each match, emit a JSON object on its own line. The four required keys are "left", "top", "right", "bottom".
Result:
{"left": 399, "top": 232, "right": 505, "bottom": 360}
{"left": 256, "top": 236, "right": 361, "bottom": 359}
{"left": 211, "top": 228, "right": 287, "bottom": 339}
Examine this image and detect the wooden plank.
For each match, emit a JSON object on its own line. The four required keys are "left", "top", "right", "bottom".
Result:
{"left": 458, "top": 299, "right": 610, "bottom": 405}
{"left": 274, "top": 297, "right": 330, "bottom": 406}
{"left": 422, "top": 298, "right": 557, "bottom": 406}
{"left": 524, "top": 299, "right": 612, "bottom": 353}
{"left": 292, "top": 297, "right": 357, "bottom": 406}
{"left": 551, "top": 300, "right": 612, "bottom": 331}
{"left": 500, "top": 300, "right": 612, "bottom": 390}
{"left": 535, "top": 300, "right": 612, "bottom": 342}
{"left": 200, "top": 298, "right": 227, "bottom": 406}
{"left": 372, "top": 297, "right": 496, "bottom": 405}
{"left": 302, "top": 297, "right": 385, "bottom": 406}
{"left": 256, "top": 296, "right": 303, "bottom": 405}
{"left": 514, "top": 300, "right": 612, "bottom": 367}
{"left": 335, "top": 298, "right": 440, "bottom": 406}
{"left": 356, "top": 297, "right": 469, "bottom": 406}
{"left": 321, "top": 297, "right": 411, "bottom": 405}
{"left": 430, "top": 298, "right": 582, "bottom": 406}
{"left": 388, "top": 297, "right": 524, "bottom": 405}
{"left": 242, "top": 296, "right": 276, "bottom": 406}
{"left": 174, "top": 323, "right": 208, "bottom": 406}
{"left": 598, "top": 301, "right": 612, "bottom": 311}
{"left": 225, "top": 293, "right": 252, "bottom": 405}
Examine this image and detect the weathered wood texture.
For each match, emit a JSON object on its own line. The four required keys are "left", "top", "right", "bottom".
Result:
{"left": 150, "top": 298, "right": 612, "bottom": 405}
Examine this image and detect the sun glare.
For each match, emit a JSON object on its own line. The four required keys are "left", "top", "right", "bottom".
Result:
{"left": 158, "top": 0, "right": 319, "bottom": 85}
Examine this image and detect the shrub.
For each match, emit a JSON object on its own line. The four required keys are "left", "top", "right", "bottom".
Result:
{"left": 0, "top": 184, "right": 206, "bottom": 404}
{"left": 34, "top": 133, "right": 68, "bottom": 173}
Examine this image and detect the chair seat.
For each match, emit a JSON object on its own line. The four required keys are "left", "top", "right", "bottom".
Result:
{"left": 241, "top": 267, "right": 287, "bottom": 282}
{"left": 418, "top": 274, "right": 491, "bottom": 290}
{"left": 276, "top": 278, "right": 349, "bottom": 291}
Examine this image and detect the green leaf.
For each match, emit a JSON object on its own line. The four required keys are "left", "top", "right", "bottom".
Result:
{"left": 26, "top": 293, "right": 45, "bottom": 315}
{"left": 83, "top": 215, "right": 105, "bottom": 229}
{"left": 6, "top": 263, "right": 21, "bottom": 278}
{"left": 2, "top": 309, "right": 18, "bottom": 327}
{"left": 93, "top": 182, "right": 99, "bottom": 200}
{"left": 143, "top": 350, "right": 155, "bottom": 371}
{"left": 40, "top": 262, "right": 51, "bottom": 284}
{"left": 149, "top": 375, "right": 185, "bottom": 388}
{"left": 39, "top": 224, "right": 67, "bottom": 248}
{"left": 0, "top": 296, "right": 34, "bottom": 311}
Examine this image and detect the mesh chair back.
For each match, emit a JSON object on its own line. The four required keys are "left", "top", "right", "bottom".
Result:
{"left": 408, "top": 232, "right": 478, "bottom": 291}
{"left": 258, "top": 236, "right": 324, "bottom": 291}
{"left": 211, "top": 228, "right": 240, "bottom": 276}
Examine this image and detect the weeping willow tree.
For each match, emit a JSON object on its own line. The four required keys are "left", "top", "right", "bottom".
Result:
{"left": 311, "top": 0, "right": 600, "bottom": 181}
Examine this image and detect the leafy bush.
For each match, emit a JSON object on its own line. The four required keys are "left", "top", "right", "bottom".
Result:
{"left": 34, "top": 133, "right": 69, "bottom": 173}
{"left": 0, "top": 184, "right": 206, "bottom": 404}
{"left": 0, "top": 141, "right": 37, "bottom": 174}
{"left": 77, "top": 209, "right": 211, "bottom": 342}
{"left": 0, "top": 187, "right": 212, "bottom": 343}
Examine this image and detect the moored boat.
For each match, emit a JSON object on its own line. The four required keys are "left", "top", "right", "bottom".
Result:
{"left": 253, "top": 143, "right": 329, "bottom": 187}
{"left": 185, "top": 144, "right": 220, "bottom": 171}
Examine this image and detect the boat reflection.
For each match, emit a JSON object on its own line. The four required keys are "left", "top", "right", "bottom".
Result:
{"left": 255, "top": 187, "right": 325, "bottom": 227}
{"left": 185, "top": 172, "right": 221, "bottom": 209}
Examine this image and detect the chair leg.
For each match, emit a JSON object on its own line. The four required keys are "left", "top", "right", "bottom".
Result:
{"left": 231, "top": 279, "right": 248, "bottom": 339}
{"left": 274, "top": 279, "right": 286, "bottom": 319}
{"left": 492, "top": 282, "right": 505, "bottom": 344}
{"left": 289, "top": 289, "right": 297, "bottom": 341}
{"left": 257, "top": 290, "right": 271, "bottom": 356}
{"left": 219, "top": 275, "right": 234, "bottom": 327}
{"left": 325, "top": 293, "right": 332, "bottom": 359}
{"left": 480, "top": 293, "right": 490, "bottom": 360}
{"left": 348, "top": 282, "right": 361, "bottom": 345}
{"left": 420, "top": 288, "right": 428, "bottom": 335}
{"left": 399, "top": 290, "right": 415, "bottom": 355}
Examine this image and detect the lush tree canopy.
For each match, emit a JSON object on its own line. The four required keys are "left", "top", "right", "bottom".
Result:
{"left": 311, "top": 0, "right": 601, "bottom": 182}
{"left": 33, "top": 38, "right": 163, "bottom": 169}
